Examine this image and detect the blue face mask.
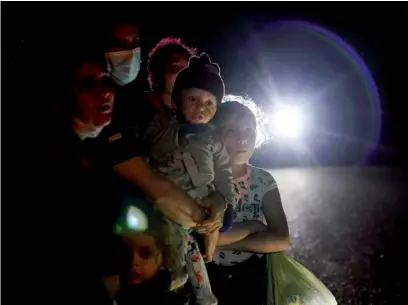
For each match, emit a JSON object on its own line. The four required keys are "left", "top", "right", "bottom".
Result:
{"left": 105, "top": 48, "right": 141, "bottom": 86}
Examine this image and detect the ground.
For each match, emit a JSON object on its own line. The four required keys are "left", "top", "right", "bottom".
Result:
{"left": 270, "top": 166, "right": 408, "bottom": 305}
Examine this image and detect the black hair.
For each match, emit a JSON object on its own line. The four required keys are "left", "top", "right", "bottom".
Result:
{"left": 51, "top": 49, "right": 107, "bottom": 117}
{"left": 147, "top": 37, "right": 197, "bottom": 90}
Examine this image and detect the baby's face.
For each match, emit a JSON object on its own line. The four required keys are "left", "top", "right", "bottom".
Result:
{"left": 122, "top": 233, "right": 163, "bottom": 284}
{"left": 179, "top": 88, "right": 217, "bottom": 124}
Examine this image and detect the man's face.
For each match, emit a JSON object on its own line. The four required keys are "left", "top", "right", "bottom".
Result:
{"left": 107, "top": 24, "right": 140, "bottom": 52}
{"left": 72, "top": 62, "right": 115, "bottom": 128}
{"left": 105, "top": 24, "right": 141, "bottom": 86}
{"left": 160, "top": 53, "right": 190, "bottom": 94}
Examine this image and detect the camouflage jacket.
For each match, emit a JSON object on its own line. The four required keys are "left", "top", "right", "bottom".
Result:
{"left": 144, "top": 111, "right": 234, "bottom": 204}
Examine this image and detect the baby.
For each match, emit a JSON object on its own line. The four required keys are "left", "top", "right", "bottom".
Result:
{"left": 144, "top": 53, "right": 235, "bottom": 305}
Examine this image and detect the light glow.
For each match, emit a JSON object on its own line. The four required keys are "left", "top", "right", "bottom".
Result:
{"left": 271, "top": 104, "right": 304, "bottom": 139}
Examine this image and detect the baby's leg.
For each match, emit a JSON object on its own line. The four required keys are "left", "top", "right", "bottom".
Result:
{"left": 204, "top": 230, "right": 219, "bottom": 263}
{"left": 185, "top": 235, "right": 218, "bottom": 305}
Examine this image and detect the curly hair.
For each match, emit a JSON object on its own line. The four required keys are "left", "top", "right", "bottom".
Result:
{"left": 213, "top": 94, "right": 270, "bottom": 148}
{"left": 147, "top": 37, "right": 198, "bottom": 90}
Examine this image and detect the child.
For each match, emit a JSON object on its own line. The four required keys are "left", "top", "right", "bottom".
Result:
{"left": 143, "top": 53, "right": 235, "bottom": 305}
{"left": 103, "top": 195, "right": 194, "bottom": 305}
{"left": 207, "top": 98, "right": 290, "bottom": 305}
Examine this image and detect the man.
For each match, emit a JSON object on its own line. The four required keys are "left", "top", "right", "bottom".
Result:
{"left": 40, "top": 51, "right": 119, "bottom": 305}
{"left": 104, "top": 23, "right": 141, "bottom": 87}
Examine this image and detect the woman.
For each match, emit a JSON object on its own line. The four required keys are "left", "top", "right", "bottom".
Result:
{"left": 146, "top": 37, "right": 197, "bottom": 110}
{"left": 207, "top": 98, "right": 291, "bottom": 305}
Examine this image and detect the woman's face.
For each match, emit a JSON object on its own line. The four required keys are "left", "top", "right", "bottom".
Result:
{"left": 221, "top": 113, "right": 257, "bottom": 165}
{"left": 122, "top": 233, "right": 163, "bottom": 285}
{"left": 72, "top": 61, "right": 115, "bottom": 128}
{"left": 161, "top": 53, "right": 190, "bottom": 94}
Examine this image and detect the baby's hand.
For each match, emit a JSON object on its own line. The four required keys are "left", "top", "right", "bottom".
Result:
{"left": 203, "top": 230, "right": 219, "bottom": 263}
{"left": 195, "top": 193, "right": 225, "bottom": 235}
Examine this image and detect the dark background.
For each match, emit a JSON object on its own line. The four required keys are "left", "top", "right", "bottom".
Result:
{"left": 4, "top": 2, "right": 408, "bottom": 169}
{"left": 4, "top": 3, "right": 408, "bottom": 305}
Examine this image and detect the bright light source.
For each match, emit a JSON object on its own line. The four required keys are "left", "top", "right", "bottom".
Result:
{"left": 128, "top": 215, "right": 139, "bottom": 227}
{"left": 126, "top": 206, "right": 148, "bottom": 231}
{"left": 271, "top": 104, "right": 304, "bottom": 139}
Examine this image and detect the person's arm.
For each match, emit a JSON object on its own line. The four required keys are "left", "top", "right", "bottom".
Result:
{"left": 218, "top": 187, "right": 290, "bottom": 253}
{"left": 113, "top": 156, "right": 206, "bottom": 228}
{"left": 217, "top": 220, "right": 267, "bottom": 246}
{"left": 212, "top": 141, "right": 235, "bottom": 207}
{"left": 107, "top": 120, "right": 206, "bottom": 228}
{"left": 195, "top": 141, "right": 235, "bottom": 233}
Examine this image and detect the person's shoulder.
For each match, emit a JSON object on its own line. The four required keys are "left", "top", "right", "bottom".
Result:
{"left": 111, "top": 91, "right": 158, "bottom": 129}
{"left": 136, "top": 92, "right": 163, "bottom": 127}
{"left": 105, "top": 92, "right": 151, "bottom": 134}
{"left": 205, "top": 125, "right": 223, "bottom": 149}
{"left": 209, "top": 138, "right": 226, "bottom": 156}
{"left": 248, "top": 165, "right": 276, "bottom": 181}
{"left": 248, "top": 165, "right": 278, "bottom": 191}
{"left": 152, "top": 107, "right": 175, "bottom": 123}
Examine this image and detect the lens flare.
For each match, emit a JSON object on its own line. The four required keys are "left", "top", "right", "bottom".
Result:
{"left": 271, "top": 104, "right": 304, "bottom": 139}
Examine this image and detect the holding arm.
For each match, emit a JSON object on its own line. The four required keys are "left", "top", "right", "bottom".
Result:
{"left": 114, "top": 157, "right": 206, "bottom": 228}
{"left": 108, "top": 123, "right": 206, "bottom": 228}
{"left": 212, "top": 141, "right": 235, "bottom": 210}
{"left": 218, "top": 186, "right": 290, "bottom": 253}
{"left": 196, "top": 141, "right": 235, "bottom": 234}
{"left": 217, "top": 220, "right": 267, "bottom": 246}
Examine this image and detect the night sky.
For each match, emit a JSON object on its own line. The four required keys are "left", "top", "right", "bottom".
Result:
{"left": 4, "top": 2, "right": 408, "bottom": 168}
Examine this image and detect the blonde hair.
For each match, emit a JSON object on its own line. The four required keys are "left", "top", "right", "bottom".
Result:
{"left": 120, "top": 206, "right": 186, "bottom": 275}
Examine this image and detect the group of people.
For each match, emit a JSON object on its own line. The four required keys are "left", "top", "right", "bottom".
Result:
{"left": 43, "top": 20, "right": 290, "bottom": 305}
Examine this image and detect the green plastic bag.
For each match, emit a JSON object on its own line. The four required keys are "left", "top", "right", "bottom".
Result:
{"left": 266, "top": 252, "right": 337, "bottom": 305}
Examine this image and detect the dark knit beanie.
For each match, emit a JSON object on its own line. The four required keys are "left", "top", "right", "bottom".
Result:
{"left": 172, "top": 53, "right": 225, "bottom": 106}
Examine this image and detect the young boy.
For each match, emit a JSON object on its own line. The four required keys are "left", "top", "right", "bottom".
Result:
{"left": 144, "top": 53, "right": 235, "bottom": 305}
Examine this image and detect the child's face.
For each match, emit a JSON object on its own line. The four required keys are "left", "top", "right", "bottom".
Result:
{"left": 122, "top": 233, "right": 163, "bottom": 285}
{"left": 221, "top": 113, "right": 257, "bottom": 165}
{"left": 179, "top": 88, "right": 217, "bottom": 124}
